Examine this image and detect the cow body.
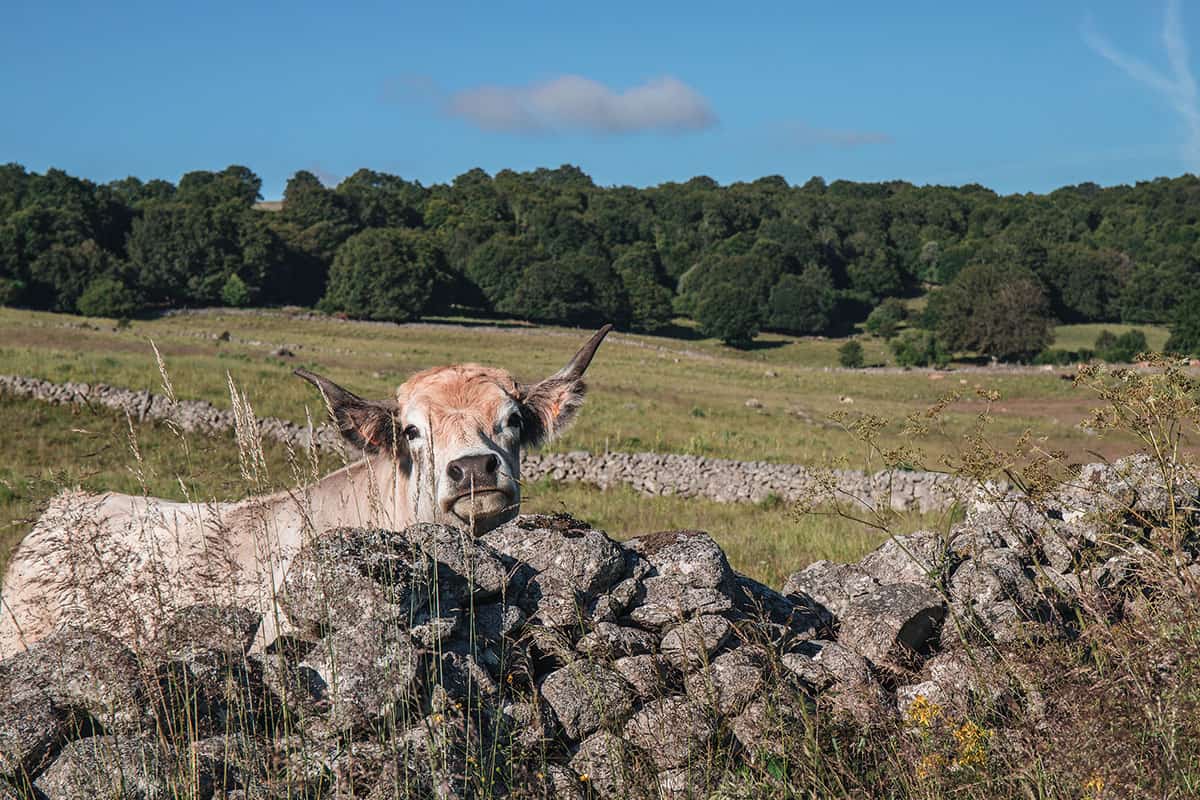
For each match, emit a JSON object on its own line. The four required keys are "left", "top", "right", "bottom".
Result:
{"left": 0, "top": 327, "right": 610, "bottom": 657}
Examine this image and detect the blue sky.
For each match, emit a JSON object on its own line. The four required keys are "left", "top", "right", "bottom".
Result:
{"left": 2, "top": 1, "right": 1197, "bottom": 198}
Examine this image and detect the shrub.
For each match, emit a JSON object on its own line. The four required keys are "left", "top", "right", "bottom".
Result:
{"left": 1094, "top": 328, "right": 1148, "bottom": 363}
{"left": 838, "top": 340, "right": 865, "bottom": 368}
{"left": 890, "top": 329, "right": 945, "bottom": 368}
{"left": 864, "top": 298, "right": 908, "bottom": 339}
{"left": 76, "top": 277, "right": 143, "bottom": 319}
{"left": 1034, "top": 348, "right": 1095, "bottom": 365}
{"left": 220, "top": 273, "right": 252, "bottom": 307}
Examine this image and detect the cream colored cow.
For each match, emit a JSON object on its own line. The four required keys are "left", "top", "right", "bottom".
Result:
{"left": 0, "top": 326, "right": 611, "bottom": 657}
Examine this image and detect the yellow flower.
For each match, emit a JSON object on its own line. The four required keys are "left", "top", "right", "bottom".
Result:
{"left": 951, "top": 720, "right": 991, "bottom": 767}
{"left": 905, "top": 694, "right": 942, "bottom": 729}
{"left": 915, "top": 753, "right": 947, "bottom": 780}
{"left": 431, "top": 713, "right": 444, "bottom": 724}
{"left": 578, "top": 773, "right": 590, "bottom": 783}
{"left": 1083, "top": 774, "right": 1105, "bottom": 800}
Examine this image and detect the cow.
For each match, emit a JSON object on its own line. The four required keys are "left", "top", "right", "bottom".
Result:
{"left": 0, "top": 325, "right": 611, "bottom": 657}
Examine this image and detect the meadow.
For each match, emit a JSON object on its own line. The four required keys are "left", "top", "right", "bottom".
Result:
{"left": 0, "top": 305, "right": 1174, "bottom": 584}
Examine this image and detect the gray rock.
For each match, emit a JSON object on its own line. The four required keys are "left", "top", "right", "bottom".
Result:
{"left": 301, "top": 617, "right": 423, "bottom": 731}
{"left": 730, "top": 692, "right": 811, "bottom": 758}
{"left": 627, "top": 576, "right": 731, "bottom": 629}
{"left": 35, "top": 735, "right": 211, "bottom": 800}
{"left": 156, "top": 604, "right": 261, "bottom": 660}
{"left": 684, "top": 646, "right": 766, "bottom": 715}
{"left": 569, "top": 731, "right": 641, "bottom": 799}
{"left": 576, "top": 622, "right": 658, "bottom": 658}
{"left": 623, "top": 696, "right": 715, "bottom": 770}
{"left": 660, "top": 615, "right": 732, "bottom": 670}
{"left": 782, "top": 639, "right": 871, "bottom": 692}
{"left": 482, "top": 515, "right": 624, "bottom": 597}
{"left": 404, "top": 522, "right": 510, "bottom": 602}
{"left": 782, "top": 561, "right": 877, "bottom": 620}
{"left": 280, "top": 527, "right": 429, "bottom": 637}
{"left": 949, "top": 548, "right": 1037, "bottom": 609}
{"left": 837, "top": 582, "right": 945, "bottom": 666}
{"left": 858, "top": 530, "right": 947, "bottom": 586}
{"left": 469, "top": 601, "right": 526, "bottom": 642}
{"left": 519, "top": 571, "right": 585, "bottom": 627}
{"left": 612, "top": 655, "right": 671, "bottom": 699}
{"left": 497, "top": 700, "right": 557, "bottom": 754}
{"left": 540, "top": 663, "right": 636, "bottom": 741}
{"left": 624, "top": 530, "right": 733, "bottom": 590}
{"left": 0, "top": 687, "right": 64, "bottom": 780}
{"left": 587, "top": 577, "right": 641, "bottom": 622}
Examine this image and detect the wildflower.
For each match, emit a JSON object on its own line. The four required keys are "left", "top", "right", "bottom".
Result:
{"left": 951, "top": 720, "right": 991, "bottom": 767}
{"left": 432, "top": 713, "right": 444, "bottom": 724}
{"left": 579, "top": 773, "right": 590, "bottom": 783}
{"left": 905, "top": 694, "right": 942, "bottom": 729}
{"left": 1083, "top": 774, "right": 1105, "bottom": 800}
{"left": 915, "top": 753, "right": 947, "bottom": 780}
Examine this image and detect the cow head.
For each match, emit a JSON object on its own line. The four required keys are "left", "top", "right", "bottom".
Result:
{"left": 295, "top": 325, "right": 611, "bottom": 534}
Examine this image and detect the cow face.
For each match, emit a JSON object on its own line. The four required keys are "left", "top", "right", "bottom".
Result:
{"left": 295, "top": 325, "right": 610, "bottom": 534}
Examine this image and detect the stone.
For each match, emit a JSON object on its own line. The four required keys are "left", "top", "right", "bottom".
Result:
{"left": 497, "top": 700, "right": 557, "bottom": 754}
{"left": 782, "top": 561, "right": 877, "bottom": 620}
{"left": 858, "top": 530, "right": 947, "bottom": 586}
{"left": 156, "top": 604, "right": 261, "bottom": 660}
{"left": 781, "top": 639, "right": 871, "bottom": 692}
{"left": 280, "top": 527, "right": 429, "bottom": 637}
{"left": 624, "top": 530, "right": 733, "bottom": 590}
{"left": 575, "top": 622, "right": 659, "bottom": 658}
{"left": 540, "top": 663, "right": 636, "bottom": 741}
{"left": 154, "top": 649, "right": 279, "bottom": 739}
{"left": 482, "top": 515, "right": 625, "bottom": 597}
{"left": 837, "top": 582, "right": 945, "bottom": 666}
{"left": 627, "top": 576, "right": 732, "bottom": 629}
{"left": 300, "top": 617, "right": 423, "bottom": 731}
{"left": 612, "top": 655, "right": 672, "bottom": 699}
{"left": 0, "top": 687, "right": 65, "bottom": 780}
{"left": 949, "top": 548, "right": 1037, "bottom": 609}
{"left": 35, "top": 735, "right": 212, "bottom": 800}
{"left": 469, "top": 601, "right": 526, "bottom": 642}
{"left": 729, "top": 692, "right": 811, "bottom": 758}
{"left": 684, "top": 646, "right": 767, "bottom": 715}
{"left": 623, "top": 696, "right": 715, "bottom": 770}
{"left": 660, "top": 615, "right": 732, "bottom": 670}
{"left": 519, "top": 571, "right": 585, "bottom": 627}
{"left": 569, "top": 731, "right": 641, "bottom": 800}
{"left": 404, "top": 522, "right": 510, "bottom": 602}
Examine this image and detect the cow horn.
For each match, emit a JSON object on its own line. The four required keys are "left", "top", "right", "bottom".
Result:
{"left": 552, "top": 324, "right": 613, "bottom": 381}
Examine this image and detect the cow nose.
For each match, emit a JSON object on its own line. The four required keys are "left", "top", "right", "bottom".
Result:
{"left": 446, "top": 454, "right": 500, "bottom": 488}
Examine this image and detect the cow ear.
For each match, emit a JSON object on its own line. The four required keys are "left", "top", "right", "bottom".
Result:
{"left": 518, "top": 324, "right": 612, "bottom": 447}
{"left": 294, "top": 369, "right": 401, "bottom": 455}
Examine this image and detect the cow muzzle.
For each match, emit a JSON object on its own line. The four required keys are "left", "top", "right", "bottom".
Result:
{"left": 442, "top": 453, "right": 517, "bottom": 528}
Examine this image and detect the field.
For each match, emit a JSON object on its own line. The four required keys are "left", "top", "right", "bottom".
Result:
{"left": 0, "top": 306, "right": 1176, "bottom": 584}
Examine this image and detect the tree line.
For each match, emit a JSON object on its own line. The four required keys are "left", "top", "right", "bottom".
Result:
{"left": 2, "top": 161, "right": 1199, "bottom": 360}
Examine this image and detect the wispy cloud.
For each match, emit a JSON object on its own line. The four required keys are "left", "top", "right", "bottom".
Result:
{"left": 1084, "top": 0, "right": 1200, "bottom": 171}
{"left": 773, "top": 122, "right": 893, "bottom": 149}
{"left": 390, "top": 74, "right": 717, "bottom": 135}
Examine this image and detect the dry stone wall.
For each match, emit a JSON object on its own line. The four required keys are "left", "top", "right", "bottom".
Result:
{"left": 0, "top": 374, "right": 971, "bottom": 512}
{"left": 1, "top": 456, "right": 1192, "bottom": 798}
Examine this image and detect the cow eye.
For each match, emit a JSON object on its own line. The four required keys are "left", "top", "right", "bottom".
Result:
{"left": 404, "top": 425, "right": 421, "bottom": 441}
{"left": 506, "top": 412, "right": 523, "bottom": 430}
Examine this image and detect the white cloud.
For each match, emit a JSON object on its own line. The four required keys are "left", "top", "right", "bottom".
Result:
{"left": 444, "top": 75, "right": 717, "bottom": 134}
{"left": 1084, "top": 0, "right": 1200, "bottom": 171}
{"left": 775, "top": 122, "right": 893, "bottom": 149}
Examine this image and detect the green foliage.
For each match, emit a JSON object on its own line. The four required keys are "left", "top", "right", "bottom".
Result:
{"left": 1165, "top": 292, "right": 1200, "bottom": 357}
{"left": 504, "top": 254, "right": 630, "bottom": 328}
{"left": 1033, "top": 348, "right": 1095, "bottom": 365}
{"left": 220, "top": 273, "right": 252, "bottom": 307}
{"left": 767, "top": 265, "right": 836, "bottom": 335}
{"left": 696, "top": 281, "right": 760, "bottom": 347}
{"left": 864, "top": 297, "right": 908, "bottom": 339}
{"left": 320, "top": 228, "right": 439, "bottom": 322}
{"left": 929, "top": 263, "right": 1054, "bottom": 362}
{"left": 1094, "top": 328, "right": 1148, "bottom": 363}
{"left": 890, "top": 329, "right": 944, "bottom": 367}
{"left": 838, "top": 340, "right": 865, "bottom": 368}
{"left": 76, "top": 276, "right": 142, "bottom": 319}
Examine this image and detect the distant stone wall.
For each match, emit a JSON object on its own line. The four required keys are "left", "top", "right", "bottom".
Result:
{"left": 0, "top": 374, "right": 971, "bottom": 511}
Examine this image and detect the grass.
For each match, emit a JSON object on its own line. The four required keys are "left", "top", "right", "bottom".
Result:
{"left": 1052, "top": 322, "right": 1171, "bottom": 353}
{"left": 0, "top": 307, "right": 1178, "bottom": 473}
{"left": 0, "top": 394, "right": 948, "bottom": 586}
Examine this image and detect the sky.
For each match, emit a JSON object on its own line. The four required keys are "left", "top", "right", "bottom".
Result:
{"left": 2, "top": 0, "right": 1198, "bottom": 198}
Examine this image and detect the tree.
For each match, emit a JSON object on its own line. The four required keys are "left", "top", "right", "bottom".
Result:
{"left": 696, "top": 281, "right": 759, "bottom": 347}
{"left": 766, "top": 265, "right": 836, "bottom": 334}
{"left": 1094, "top": 329, "right": 1149, "bottom": 362}
{"left": 465, "top": 234, "right": 538, "bottom": 311}
{"left": 221, "top": 273, "right": 252, "bottom": 307}
{"left": 838, "top": 340, "right": 864, "bottom": 368}
{"left": 928, "top": 263, "right": 1054, "bottom": 362}
{"left": 504, "top": 254, "right": 630, "bottom": 328}
{"left": 890, "top": 329, "right": 944, "bottom": 367}
{"left": 613, "top": 243, "right": 673, "bottom": 332}
{"left": 320, "top": 228, "right": 439, "bottom": 322}
{"left": 76, "top": 276, "right": 142, "bottom": 318}
{"left": 864, "top": 297, "right": 908, "bottom": 339}
{"left": 1166, "top": 292, "right": 1200, "bottom": 356}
